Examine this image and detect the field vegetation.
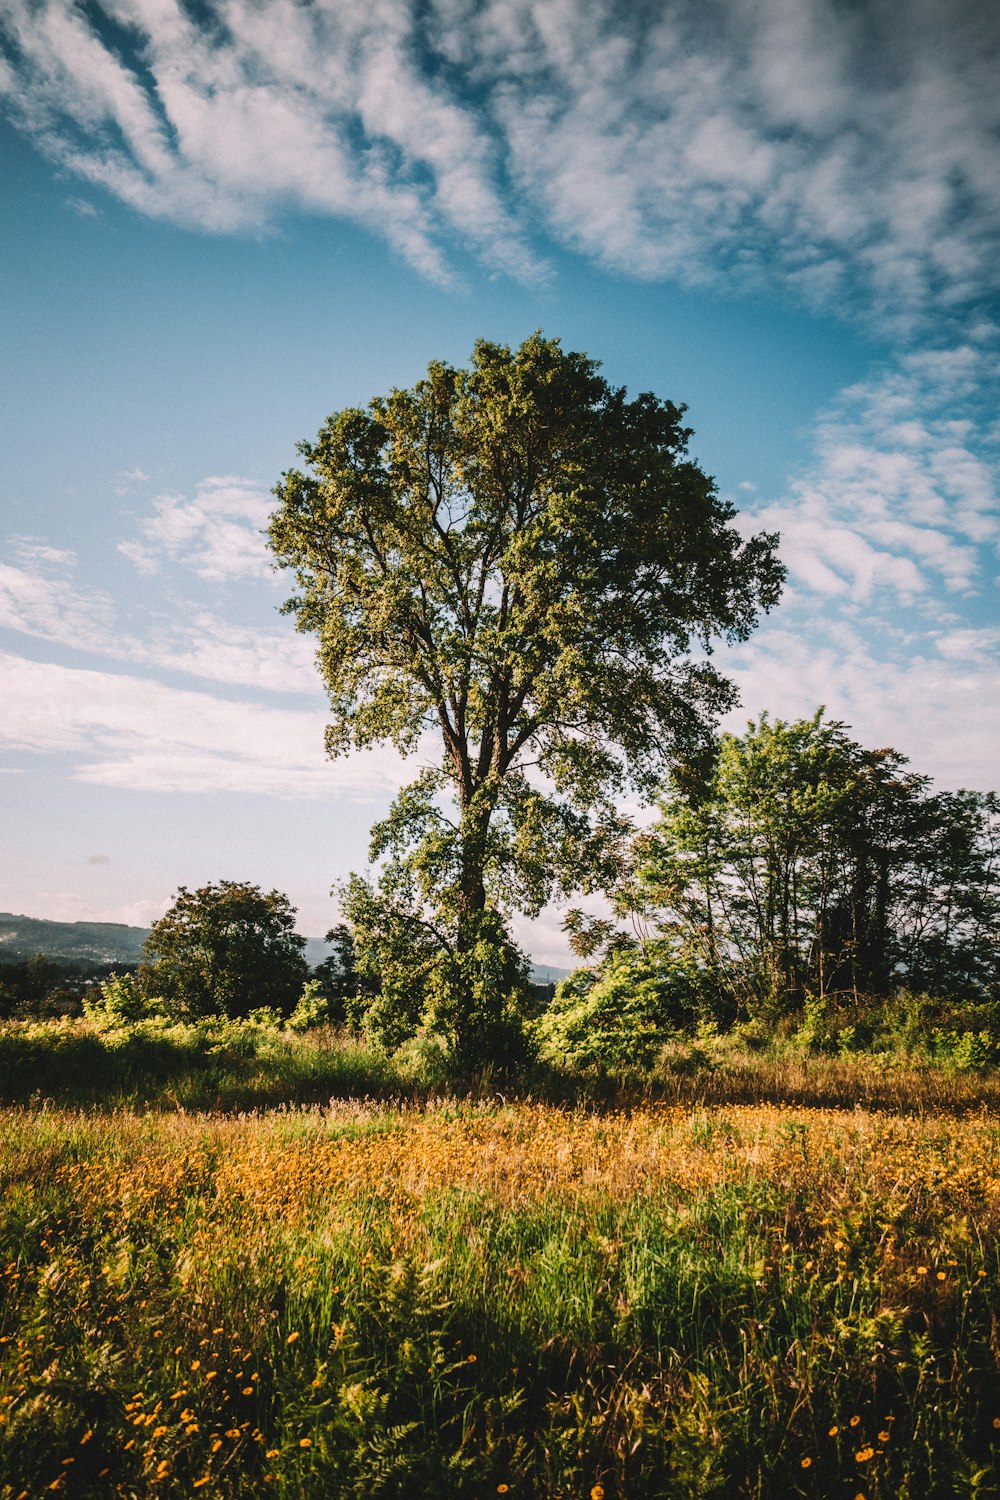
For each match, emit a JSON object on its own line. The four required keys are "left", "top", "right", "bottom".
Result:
{"left": 2, "top": 1021, "right": 1000, "bottom": 1498}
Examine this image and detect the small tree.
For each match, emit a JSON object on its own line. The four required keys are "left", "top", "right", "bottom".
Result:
{"left": 268, "top": 333, "right": 782, "bottom": 1063}
{"left": 140, "top": 882, "right": 308, "bottom": 1019}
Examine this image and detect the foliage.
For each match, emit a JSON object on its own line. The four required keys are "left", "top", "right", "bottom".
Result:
{"left": 286, "top": 980, "right": 331, "bottom": 1033}
{"left": 83, "top": 969, "right": 161, "bottom": 1024}
{"left": 139, "top": 882, "right": 309, "bottom": 1020}
{"left": 536, "top": 945, "right": 705, "bottom": 1067}
{"left": 267, "top": 332, "right": 783, "bottom": 1062}
{"left": 892, "top": 785, "right": 1000, "bottom": 997}
{"left": 309, "top": 922, "right": 366, "bottom": 1024}
{"left": 0, "top": 1016, "right": 409, "bottom": 1111}
{"left": 0, "top": 953, "right": 120, "bottom": 1018}
{"left": 8, "top": 1012, "right": 1000, "bottom": 1113}
{"left": 778, "top": 987, "right": 1000, "bottom": 1073}
{"left": 343, "top": 878, "right": 534, "bottom": 1069}
{"left": 631, "top": 710, "right": 1000, "bottom": 1020}
{"left": 3, "top": 1096, "right": 1000, "bottom": 1497}
{"left": 0, "top": 952, "right": 72, "bottom": 1017}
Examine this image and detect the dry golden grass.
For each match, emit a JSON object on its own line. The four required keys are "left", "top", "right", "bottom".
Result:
{"left": 2, "top": 1067, "right": 1000, "bottom": 1496}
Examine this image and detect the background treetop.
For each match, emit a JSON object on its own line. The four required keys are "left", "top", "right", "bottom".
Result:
{"left": 141, "top": 881, "right": 308, "bottom": 1020}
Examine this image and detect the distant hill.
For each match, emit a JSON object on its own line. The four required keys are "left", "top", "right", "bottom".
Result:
{"left": 529, "top": 964, "right": 570, "bottom": 986}
{"left": 0, "top": 913, "right": 331, "bottom": 968}
{"left": 0, "top": 912, "right": 148, "bottom": 965}
{"left": 0, "top": 911, "right": 569, "bottom": 981}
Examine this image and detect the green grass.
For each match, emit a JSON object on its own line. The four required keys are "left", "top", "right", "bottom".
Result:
{"left": 1, "top": 1023, "right": 1000, "bottom": 1496}
{"left": 3, "top": 1017, "right": 1000, "bottom": 1117}
{"left": 0, "top": 1019, "right": 407, "bottom": 1112}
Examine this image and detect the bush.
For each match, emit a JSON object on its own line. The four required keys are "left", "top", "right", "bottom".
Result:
{"left": 346, "top": 894, "right": 534, "bottom": 1073}
{"left": 933, "top": 1028, "right": 1000, "bottom": 1071}
{"left": 287, "top": 980, "right": 331, "bottom": 1033}
{"left": 83, "top": 971, "right": 162, "bottom": 1024}
{"left": 537, "top": 947, "right": 702, "bottom": 1069}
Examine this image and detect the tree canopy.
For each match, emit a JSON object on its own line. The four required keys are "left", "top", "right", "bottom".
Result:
{"left": 630, "top": 711, "right": 1000, "bottom": 1018}
{"left": 140, "top": 882, "right": 308, "bottom": 1019}
{"left": 267, "top": 333, "right": 783, "bottom": 1061}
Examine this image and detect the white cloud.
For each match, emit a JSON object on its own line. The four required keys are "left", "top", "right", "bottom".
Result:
{"left": 0, "top": 649, "right": 406, "bottom": 799}
{"left": 0, "top": 0, "right": 543, "bottom": 286}
{"left": 65, "top": 194, "right": 98, "bottom": 217}
{"left": 727, "top": 615, "right": 1000, "bottom": 792}
{"left": 933, "top": 628, "right": 1000, "bottom": 666}
{"left": 722, "top": 343, "right": 1000, "bottom": 792}
{"left": 145, "top": 615, "right": 319, "bottom": 696}
{"left": 740, "top": 344, "right": 1000, "bottom": 606}
{"left": 0, "top": 542, "right": 118, "bottom": 648}
{"left": 0, "top": 0, "right": 997, "bottom": 320}
{"left": 119, "top": 475, "right": 274, "bottom": 581}
{"left": 0, "top": 528, "right": 319, "bottom": 695}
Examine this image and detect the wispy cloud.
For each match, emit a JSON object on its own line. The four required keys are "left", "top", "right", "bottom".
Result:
{"left": 738, "top": 342, "right": 1000, "bottom": 606}
{"left": 1, "top": 0, "right": 996, "bottom": 321}
{"left": 0, "top": 0, "right": 544, "bottom": 286}
{"left": 0, "top": 650, "right": 404, "bottom": 799}
{"left": 65, "top": 193, "right": 98, "bottom": 217}
{"left": 0, "top": 539, "right": 117, "bottom": 646}
{"left": 728, "top": 615, "right": 1000, "bottom": 792}
{"left": 0, "top": 522, "right": 319, "bottom": 695}
{"left": 118, "top": 475, "right": 273, "bottom": 581}
{"left": 727, "top": 342, "right": 999, "bottom": 790}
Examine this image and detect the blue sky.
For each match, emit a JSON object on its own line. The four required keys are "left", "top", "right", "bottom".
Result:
{"left": 1, "top": 0, "right": 997, "bottom": 961}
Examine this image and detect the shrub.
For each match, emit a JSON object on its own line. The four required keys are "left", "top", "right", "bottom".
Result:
{"left": 83, "top": 971, "right": 161, "bottom": 1024}
{"left": 933, "top": 1028, "right": 1000, "bottom": 1071}
{"left": 287, "top": 980, "right": 331, "bottom": 1033}
{"left": 537, "top": 947, "right": 702, "bottom": 1069}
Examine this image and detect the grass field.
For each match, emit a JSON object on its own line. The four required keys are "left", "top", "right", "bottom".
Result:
{"left": 1, "top": 1024, "right": 999, "bottom": 1497}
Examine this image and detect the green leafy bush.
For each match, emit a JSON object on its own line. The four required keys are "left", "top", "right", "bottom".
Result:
{"left": 537, "top": 947, "right": 701, "bottom": 1068}
{"left": 83, "top": 970, "right": 162, "bottom": 1024}
{"left": 933, "top": 1028, "right": 1000, "bottom": 1071}
{"left": 287, "top": 980, "right": 331, "bottom": 1033}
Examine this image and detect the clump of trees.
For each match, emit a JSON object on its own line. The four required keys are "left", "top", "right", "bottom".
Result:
{"left": 638, "top": 710, "right": 998, "bottom": 1014}
{"left": 267, "top": 332, "right": 782, "bottom": 1067}
{"left": 544, "top": 711, "right": 999, "bottom": 1064}
{"left": 0, "top": 954, "right": 108, "bottom": 1018}
{"left": 62, "top": 335, "right": 997, "bottom": 1076}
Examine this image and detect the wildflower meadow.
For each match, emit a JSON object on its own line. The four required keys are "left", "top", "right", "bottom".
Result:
{"left": 1, "top": 1022, "right": 999, "bottom": 1497}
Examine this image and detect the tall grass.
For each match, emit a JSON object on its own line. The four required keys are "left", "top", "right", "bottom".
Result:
{"left": 3, "top": 1017, "right": 1000, "bottom": 1117}
{"left": 0, "top": 1019, "right": 406, "bottom": 1112}
{"left": 1, "top": 1092, "right": 999, "bottom": 1496}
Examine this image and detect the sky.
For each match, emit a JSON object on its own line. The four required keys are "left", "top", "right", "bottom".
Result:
{"left": 0, "top": 0, "right": 997, "bottom": 964}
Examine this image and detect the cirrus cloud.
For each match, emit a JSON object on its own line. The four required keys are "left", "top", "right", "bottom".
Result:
{"left": 0, "top": 520, "right": 321, "bottom": 696}
{"left": 737, "top": 342, "right": 1000, "bottom": 606}
{"left": 0, "top": 649, "right": 405, "bottom": 799}
{"left": 0, "top": 0, "right": 997, "bottom": 324}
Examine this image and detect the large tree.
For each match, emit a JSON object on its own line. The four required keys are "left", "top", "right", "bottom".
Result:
{"left": 267, "top": 333, "right": 783, "bottom": 1060}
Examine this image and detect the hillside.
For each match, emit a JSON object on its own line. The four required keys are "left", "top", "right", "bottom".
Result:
{"left": 0, "top": 912, "right": 148, "bottom": 965}
{"left": 0, "top": 912, "right": 567, "bottom": 982}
